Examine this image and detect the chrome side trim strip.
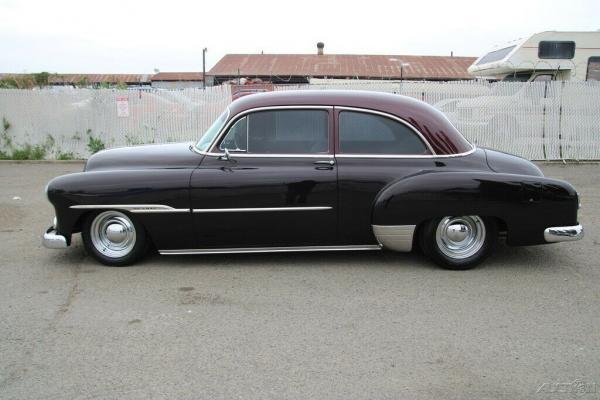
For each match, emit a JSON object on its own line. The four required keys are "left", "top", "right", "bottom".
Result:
{"left": 70, "top": 204, "right": 189, "bottom": 213}
{"left": 159, "top": 244, "right": 381, "bottom": 255}
{"left": 207, "top": 105, "right": 334, "bottom": 153}
{"left": 192, "top": 206, "right": 332, "bottom": 213}
{"left": 372, "top": 224, "right": 416, "bottom": 252}
{"left": 544, "top": 224, "right": 584, "bottom": 243}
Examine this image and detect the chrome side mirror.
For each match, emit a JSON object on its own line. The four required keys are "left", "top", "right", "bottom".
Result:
{"left": 219, "top": 148, "right": 232, "bottom": 161}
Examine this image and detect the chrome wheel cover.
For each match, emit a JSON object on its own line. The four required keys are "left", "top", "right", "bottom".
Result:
{"left": 90, "top": 211, "right": 136, "bottom": 258}
{"left": 435, "top": 216, "right": 486, "bottom": 259}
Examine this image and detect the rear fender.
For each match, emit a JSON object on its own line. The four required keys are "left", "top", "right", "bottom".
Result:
{"left": 372, "top": 171, "right": 578, "bottom": 246}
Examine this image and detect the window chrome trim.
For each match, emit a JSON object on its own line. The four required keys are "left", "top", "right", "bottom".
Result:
{"left": 335, "top": 106, "right": 437, "bottom": 156}
{"left": 192, "top": 107, "right": 231, "bottom": 155}
{"left": 69, "top": 204, "right": 189, "bottom": 213}
{"left": 194, "top": 104, "right": 476, "bottom": 160}
{"left": 159, "top": 244, "right": 381, "bottom": 255}
{"left": 335, "top": 146, "right": 477, "bottom": 159}
{"left": 192, "top": 206, "right": 332, "bottom": 213}
{"left": 207, "top": 105, "right": 334, "bottom": 154}
{"left": 203, "top": 152, "right": 335, "bottom": 158}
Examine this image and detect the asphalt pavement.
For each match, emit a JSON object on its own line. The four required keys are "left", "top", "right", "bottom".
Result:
{"left": 0, "top": 161, "right": 598, "bottom": 400}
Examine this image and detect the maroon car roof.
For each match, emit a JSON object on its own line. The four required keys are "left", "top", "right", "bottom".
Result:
{"left": 228, "top": 90, "right": 472, "bottom": 155}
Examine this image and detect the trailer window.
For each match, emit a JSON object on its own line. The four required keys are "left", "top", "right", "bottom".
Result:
{"left": 538, "top": 41, "right": 575, "bottom": 59}
{"left": 502, "top": 72, "right": 532, "bottom": 82}
{"left": 476, "top": 45, "right": 516, "bottom": 65}
{"left": 587, "top": 57, "right": 600, "bottom": 81}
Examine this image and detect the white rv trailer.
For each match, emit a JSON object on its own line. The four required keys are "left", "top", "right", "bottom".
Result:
{"left": 468, "top": 31, "right": 600, "bottom": 81}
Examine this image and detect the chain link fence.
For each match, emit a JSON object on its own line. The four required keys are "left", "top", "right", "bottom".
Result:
{"left": 0, "top": 85, "right": 232, "bottom": 159}
{"left": 0, "top": 81, "right": 599, "bottom": 160}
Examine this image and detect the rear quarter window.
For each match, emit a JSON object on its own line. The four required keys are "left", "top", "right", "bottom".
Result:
{"left": 338, "top": 111, "right": 430, "bottom": 155}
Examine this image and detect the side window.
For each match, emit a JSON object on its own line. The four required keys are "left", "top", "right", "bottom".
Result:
{"left": 220, "top": 116, "right": 247, "bottom": 152}
{"left": 338, "top": 111, "right": 430, "bottom": 155}
{"left": 244, "top": 110, "right": 329, "bottom": 154}
{"left": 587, "top": 57, "right": 600, "bottom": 81}
{"left": 538, "top": 41, "right": 575, "bottom": 59}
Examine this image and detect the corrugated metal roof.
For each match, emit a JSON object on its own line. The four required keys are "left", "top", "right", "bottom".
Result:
{"left": 150, "top": 72, "right": 204, "bottom": 81}
{"left": 208, "top": 54, "right": 476, "bottom": 80}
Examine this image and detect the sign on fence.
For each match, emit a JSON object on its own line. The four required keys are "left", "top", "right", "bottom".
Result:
{"left": 116, "top": 96, "right": 129, "bottom": 118}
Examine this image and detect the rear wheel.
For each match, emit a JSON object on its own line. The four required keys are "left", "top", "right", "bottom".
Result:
{"left": 82, "top": 210, "right": 148, "bottom": 266}
{"left": 420, "top": 216, "right": 497, "bottom": 270}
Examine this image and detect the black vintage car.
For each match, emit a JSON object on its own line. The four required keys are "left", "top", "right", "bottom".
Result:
{"left": 43, "top": 90, "right": 583, "bottom": 269}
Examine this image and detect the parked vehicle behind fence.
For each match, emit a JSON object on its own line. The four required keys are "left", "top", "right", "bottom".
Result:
{"left": 468, "top": 30, "right": 600, "bottom": 82}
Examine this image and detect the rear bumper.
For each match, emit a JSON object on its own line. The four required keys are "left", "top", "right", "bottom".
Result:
{"left": 544, "top": 224, "right": 584, "bottom": 243}
{"left": 42, "top": 226, "right": 68, "bottom": 249}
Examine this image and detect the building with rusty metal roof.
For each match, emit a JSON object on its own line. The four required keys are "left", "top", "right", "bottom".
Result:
{"left": 150, "top": 72, "right": 204, "bottom": 89}
{"left": 208, "top": 43, "right": 476, "bottom": 85}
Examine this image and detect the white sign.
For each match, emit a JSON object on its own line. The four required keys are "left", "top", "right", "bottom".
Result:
{"left": 116, "top": 96, "right": 129, "bottom": 117}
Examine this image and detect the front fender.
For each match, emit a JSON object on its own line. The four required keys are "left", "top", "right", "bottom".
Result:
{"left": 372, "top": 171, "right": 579, "bottom": 246}
{"left": 46, "top": 169, "right": 194, "bottom": 249}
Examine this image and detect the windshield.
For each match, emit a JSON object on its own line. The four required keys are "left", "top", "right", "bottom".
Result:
{"left": 195, "top": 108, "right": 229, "bottom": 152}
{"left": 476, "top": 45, "right": 516, "bottom": 65}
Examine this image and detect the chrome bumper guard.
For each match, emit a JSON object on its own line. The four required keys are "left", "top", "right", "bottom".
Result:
{"left": 544, "top": 224, "right": 584, "bottom": 243}
{"left": 43, "top": 225, "right": 68, "bottom": 249}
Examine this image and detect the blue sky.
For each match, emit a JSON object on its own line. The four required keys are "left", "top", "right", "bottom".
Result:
{"left": 0, "top": 0, "right": 599, "bottom": 73}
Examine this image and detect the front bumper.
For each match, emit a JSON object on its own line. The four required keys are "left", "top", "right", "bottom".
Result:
{"left": 544, "top": 224, "right": 584, "bottom": 243}
{"left": 42, "top": 222, "right": 68, "bottom": 249}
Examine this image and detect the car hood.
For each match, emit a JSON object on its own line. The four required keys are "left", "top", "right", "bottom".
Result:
{"left": 84, "top": 142, "right": 202, "bottom": 172}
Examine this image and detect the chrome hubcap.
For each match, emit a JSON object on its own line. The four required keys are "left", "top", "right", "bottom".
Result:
{"left": 90, "top": 211, "right": 136, "bottom": 258}
{"left": 435, "top": 216, "right": 485, "bottom": 259}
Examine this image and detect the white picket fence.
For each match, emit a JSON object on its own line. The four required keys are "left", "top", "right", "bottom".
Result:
{"left": 0, "top": 81, "right": 599, "bottom": 160}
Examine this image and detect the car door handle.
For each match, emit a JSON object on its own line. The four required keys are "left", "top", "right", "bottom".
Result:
{"left": 313, "top": 160, "right": 335, "bottom": 166}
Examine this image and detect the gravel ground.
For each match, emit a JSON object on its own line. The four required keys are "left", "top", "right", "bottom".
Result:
{"left": 0, "top": 161, "right": 598, "bottom": 400}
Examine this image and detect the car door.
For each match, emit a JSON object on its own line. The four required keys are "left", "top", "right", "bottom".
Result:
{"left": 189, "top": 106, "right": 338, "bottom": 249}
{"left": 334, "top": 107, "right": 437, "bottom": 245}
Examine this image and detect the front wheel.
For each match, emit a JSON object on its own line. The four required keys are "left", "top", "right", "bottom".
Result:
{"left": 420, "top": 216, "right": 497, "bottom": 270}
{"left": 82, "top": 210, "right": 148, "bottom": 266}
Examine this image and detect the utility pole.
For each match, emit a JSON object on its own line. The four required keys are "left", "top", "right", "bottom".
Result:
{"left": 400, "top": 63, "right": 410, "bottom": 80}
{"left": 202, "top": 47, "right": 207, "bottom": 90}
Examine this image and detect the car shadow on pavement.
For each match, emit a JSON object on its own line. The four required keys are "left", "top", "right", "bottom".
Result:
{"left": 46, "top": 236, "right": 567, "bottom": 273}
{"left": 142, "top": 248, "right": 441, "bottom": 271}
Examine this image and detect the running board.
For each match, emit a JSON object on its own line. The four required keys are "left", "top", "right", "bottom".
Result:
{"left": 159, "top": 245, "right": 382, "bottom": 255}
